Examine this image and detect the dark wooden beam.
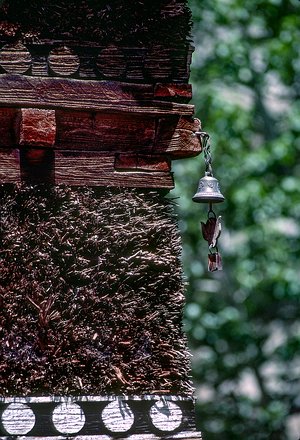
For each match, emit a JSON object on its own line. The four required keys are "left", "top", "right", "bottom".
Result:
{"left": 0, "top": 149, "right": 174, "bottom": 188}
{"left": 0, "top": 109, "right": 202, "bottom": 159}
{"left": 55, "top": 152, "right": 174, "bottom": 188}
{"left": 0, "top": 75, "right": 194, "bottom": 115}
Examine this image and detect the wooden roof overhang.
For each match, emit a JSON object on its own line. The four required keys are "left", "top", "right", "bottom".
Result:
{"left": 0, "top": 41, "right": 201, "bottom": 188}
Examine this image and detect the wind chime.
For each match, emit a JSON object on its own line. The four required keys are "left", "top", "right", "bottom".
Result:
{"left": 193, "top": 132, "right": 225, "bottom": 272}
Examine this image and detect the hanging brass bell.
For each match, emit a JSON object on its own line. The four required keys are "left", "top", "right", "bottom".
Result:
{"left": 192, "top": 172, "right": 225, "bottom": 204}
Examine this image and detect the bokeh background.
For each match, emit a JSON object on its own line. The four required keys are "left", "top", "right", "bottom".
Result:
{"left": 172, "top": 1, "right": 300, "bottom": 438}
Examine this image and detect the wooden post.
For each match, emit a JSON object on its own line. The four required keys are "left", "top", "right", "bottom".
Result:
{"left": 0, "top": 1, "right": 202, "bottom": 438}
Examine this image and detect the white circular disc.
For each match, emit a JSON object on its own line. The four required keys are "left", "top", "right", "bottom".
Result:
{"left": 48, "top": 46, "right": 80, "bottom": 76}
{"left": 2, "top": 403, "right": 36, "bottom": 435}
{"left": 102, "top": 401, "right": 134, "bottom": 432}
{"left": 150, "top": 400, "right": 182, "bottom": 432}
{"left": 52, "top": 402, "right": 85, "bottom": 434}
{"left": 0, "top": 43, "right": 31, "bottom": 74}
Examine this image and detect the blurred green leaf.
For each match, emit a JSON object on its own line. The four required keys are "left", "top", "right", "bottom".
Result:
{"left": 173, "top": 0, "right": 300, "bottom": 438}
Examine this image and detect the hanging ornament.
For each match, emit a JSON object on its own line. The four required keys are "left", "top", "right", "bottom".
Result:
{"left": 192, "top": 132, "right": 225, "bottom": 272}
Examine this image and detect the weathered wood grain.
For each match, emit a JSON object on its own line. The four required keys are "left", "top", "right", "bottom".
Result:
{"left": 145, "top": 46, "right": 172, "bottom": 80}
{"left": 48, "top": 46, "right": 80, "bottom": 77}
{"left": 31, "top": 55, "right": 49, "bottom": 77}
{"left": 115, "top": 154, "right": 171, "bottom": 172}
{"left": 155, "top": 116, "right": 202, "bottom": 158}
{"left": 0, "top": 75, "right": 194, "bottom": 115}
{"left": 96, "top": 46, "right": 127, "bottom": 79}
{"left": 0, "top": 41, "right": 191, "bottom": 82}
{"left": 17, "top": 108, "right": 56, "bottom": 147}
{"left": 154, "top": 83, "right": 192, "bottom": 101}
{"left": 55, "top": 111, "right": 156, "bottom": 152}
{"left": 0, "top": 109, "right": 201, "bottom": 159}
{"left": 0, "top": 149, "right": 20, "bottom": 182}
{"left": 55, "top": 152, "right": 174, "bottom": 188}
{"left": 54, "top": 112, "right": 200, "bottom": 158}
{"left": 177, "top": 115, "right": 201, "bottom": 132}
{"left": 155, "top": 128, "right": 200, "bottom": 158}
{"left": 0, "top": 149, "right": 174, "bottom": 188}
{"left": 0, "top": 42, "right": 32, "bottom": 74}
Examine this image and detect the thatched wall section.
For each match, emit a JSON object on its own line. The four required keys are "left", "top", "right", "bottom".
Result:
{"left": 0, "top": 185, "right": 192, "bottom": 397}
{"left": 0, "top": 0, "right": 191, "bottom": 46}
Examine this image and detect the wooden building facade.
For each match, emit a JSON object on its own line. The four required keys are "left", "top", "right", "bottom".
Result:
{"left": 0, "top": 1, "right": 202, "bottom": 438}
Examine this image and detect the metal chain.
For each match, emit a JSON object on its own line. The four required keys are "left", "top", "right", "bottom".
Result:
{"left": 195, "top": 131, "right": 213, "bottom": 175}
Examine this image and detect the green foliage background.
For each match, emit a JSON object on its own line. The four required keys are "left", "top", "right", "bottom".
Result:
{"left": 172, "top": 0, "right": 300, "bottom": 438}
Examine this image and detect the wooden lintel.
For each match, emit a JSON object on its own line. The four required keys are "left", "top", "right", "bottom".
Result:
{"left": 0, "top": 149, "right": 174, "bottom": 189}
{"left": 154, "top": 83, "right": 192, "bottom": 101}
{"left": 0, "top": 109, "right": 201, "bottom": 160}
{"left": 115, "top": 154, "right": 171, "bottom": 172}
{"left": 55, "top": 152, "right": 174, "bottom": 188}
{"left": 55, "top": 110, "right": 156, "bottom": 153}
{"left": 0, "top": 75, "right": 194, "bottom": 115}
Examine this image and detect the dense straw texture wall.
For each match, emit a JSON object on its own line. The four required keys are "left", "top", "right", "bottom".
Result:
{"left": 0, "top": 185, "right": 192, "bottom": 397}
{"left": 0, "top": 0, "right": 191, "bottom": 45}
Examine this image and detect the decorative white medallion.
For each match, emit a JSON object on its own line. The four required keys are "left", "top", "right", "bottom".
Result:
{"left": 1, "top": 403, "right": 36, "bottom": 435}
{"left": 102, "top": 400, "right": 134, "bottom": 432}
{"left": 52, "top": 402, "right": 85, "bottom": 434}
{"left": 150, "top": 400, "right": 182, "bottom": 431}
{"left": 48, "top": 46, "right": 80, "bottom": 76}
{"left": 0, "top": 43, "right": 32, "bottom": 74}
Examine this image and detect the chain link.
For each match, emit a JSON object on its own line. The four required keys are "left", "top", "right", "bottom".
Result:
{"left": 195, "top": 131, "right": 213, "bottom": 176}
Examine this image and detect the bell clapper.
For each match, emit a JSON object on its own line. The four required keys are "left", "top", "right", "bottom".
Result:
{"left": 192, "top": 132, "right": 224, "bottom": 272}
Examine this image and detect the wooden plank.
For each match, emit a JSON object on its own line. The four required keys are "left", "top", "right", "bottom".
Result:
{"left": 177, "top": 116, "right": 202, "bottom": 132}
{"left": 0, "top": 110, "right": 201, "bottom": 160}
{"left": 144, "top": 46, "right": 172, "bottom": 80}
{"left": 0, "top": 75, "right": 194, "bottom": 115}
{"left": 154, "top": 83, "right": 192, "bottom": 101}
{"left": 17, "top": 108, "right": 56, "bottom": 147}
{"left": 96, "top": 45, "right": 127, "bottom": 79}
{"left": 55, "top": 111, "right": 200, "bottom": 159}
{"left": 154, "top": 116, "right": 202, "bottom": 158}
{"left": 55, "top": 152, "right": 174, "bottom": 188}
{"left": 115, "top": 154, "right": 171, "bottom": 172}
{"left": 0, "top": 149, "right": 20, "bottom": 183}
{"left": 27, "top": 44, "right": 190, "bottom": 82}
{"left": 48, "top": 46, "right": 80, "bottom": 77}
{"left": 55, "top": 111, "right": 155, "bottom": 152}
{"left": 0, "top": 42, "right": 32, "bottom": 74}
{"left": 0, "top": 150, "right": 174, "bottom": 188}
